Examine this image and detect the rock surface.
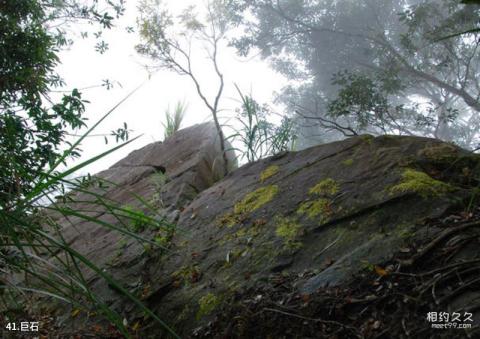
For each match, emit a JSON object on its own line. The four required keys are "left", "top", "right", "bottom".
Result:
{"left": 40, "top": 126, "right": 480, "bottom": 337}
{"left": 36, "top": 122, "right": 236, "bottom": 321}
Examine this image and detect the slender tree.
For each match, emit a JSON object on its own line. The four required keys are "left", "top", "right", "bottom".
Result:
{"left": 136, "top": 0, "right": 234, "bottom": 175}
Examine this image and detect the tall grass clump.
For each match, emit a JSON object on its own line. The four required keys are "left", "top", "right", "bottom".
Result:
{"left": 0, "top": 88, "right": 179, "bottom": 338}
{"left": 162, "top": 101, "right": 187, "bottom": 140}
{"left": 226, "top": 85, "right": 297, "bottom": 163}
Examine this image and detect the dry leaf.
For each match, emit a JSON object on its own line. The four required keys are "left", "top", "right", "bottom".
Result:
{"left": 374, "top": 265, "right": 388, "bottom": 277}
{"left": 92, "top": 324, "right": 103, "bottom": 333}
{"left": 132, "top": 321, "right": 141, "bottom": 331}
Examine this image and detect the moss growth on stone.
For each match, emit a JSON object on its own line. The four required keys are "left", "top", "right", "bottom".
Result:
{"left": 196, "top": 293, "right": 220, "bottom": 320}
{"left": 250, "top": 240, "right": 281, "bottom": 268}
{"left": 395, "top": 223, "right": 415, "bottom": 240}
{"left": 234, "top": 185, "right": 279, "bottom": 214}
{"left": 236, "top": 223, "right": 262, "bottom": 239}
{"left": 342, "top": 158, "right": 354, "bottom": 166}
{"left": 217, "top": 212, "right": 241, "bottom": 228}
{"left": 220, "top": 219, "right": 265, "bottom": 246}
{"left": 275, "top": 216, "right": 302, "bottom": 249}
{"left": 218, "top": 186, "right": 278, "bottom": 228}
{"left": 309, "top": 178, "right": 339, "bottom": 196}
{"left": 418, "top": 144, "right": 459, "bottom": 162}
{"left": 172, "top": 265, "right": 201, "bottom": 287}
{"left": 390, "top": 169, "right": 453, "bottom": 198}
{"left": 297, "top": 198, "right": 331, "bottom": 220}
{"left": 260, "top": 165, "right": 280, "bottom": 182}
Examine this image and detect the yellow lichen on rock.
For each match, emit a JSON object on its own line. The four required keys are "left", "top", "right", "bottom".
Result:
{"left": 297, "top": 198, "right": 331, "bottom": 220}
{"left": 309, "top": 178, "right": 339, "bottom": 196}
{"left": 234, "top": 185, "right": 279, "bottom": 214}
{"left": 390, "top": 169, "right": 453, "bottom": 198}
{"left": 260, "top": 165, "right": 280, "bottom": 182}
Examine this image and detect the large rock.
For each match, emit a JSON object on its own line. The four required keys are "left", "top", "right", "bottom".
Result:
{"left": 142, "top": 135, "right": 478, "bottom": 336}
{"left": 36, "top": 130, "right": 480, "bottom": 337}
{"left": 55, "top": 121, "right": 236, "bottom": 241}
{"left": 32, "top": 122, "right": 236, "bottom": 322}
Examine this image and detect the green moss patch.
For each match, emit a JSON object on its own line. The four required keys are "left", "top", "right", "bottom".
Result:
{"left": 297, "top": 198, "right": 332, "bottom": 220}
{"left": 172, "top": 265, "right": 201, "bottom": 287}
{"left": 342, "top": 158, "right": 354, "bottom": 166}
{"left": 395, "top": 223, "right": 416, "bottom": 240}
{"left": 297, "top": 179, "right": 339, "bottom": 221}
{"left": 196, "top": 293, "right": 220, "bottom": 320}
{"left": 275, "top": 216, "right": 302, "bottom": 249}
{"left": 260, "top": 165, "right": 280, "bottom": 182}
{"left": 219, "top": 219, "right": 267, "bottom": 248}
{"left": 218, "top": 186, "right": 278, "bottom": 228}
{"left": 418, "top": 144, "right": 459, "bottom": 162}
{"left": 217, "top": 213, "right": 242, "bottom": 228}
{"left": 309, "top": 178, "right": 339, "bottom": 196}
{"left": 234, "top": 185, "right": 279, "bottom": 214}
{"left": 389, "top": 169, "right": 453, "bottom": 198}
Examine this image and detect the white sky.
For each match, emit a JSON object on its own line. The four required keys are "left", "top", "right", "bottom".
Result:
{"left": 58, "top": 0, "right": 287, "bottom": 175}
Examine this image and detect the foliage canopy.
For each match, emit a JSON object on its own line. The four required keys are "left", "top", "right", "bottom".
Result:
{"left": 0, "top": 0, "right": 126, "bottom": 205}
{"left": 227, "top": 0, "right": 480, "bottom": 150}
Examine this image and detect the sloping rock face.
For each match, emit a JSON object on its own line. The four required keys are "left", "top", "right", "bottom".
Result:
{"left": 147, "top": 135, "right": 479, "bottom": 336}
{"left": 38, "top": 122, "right": 236, "bottom": 321}
{"left": 49, "top": 129, "right": 480, "bottom": 337}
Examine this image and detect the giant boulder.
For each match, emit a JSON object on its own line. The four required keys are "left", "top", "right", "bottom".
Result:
{"left": 33, "top": 129, "right": 480, "bottom": 338}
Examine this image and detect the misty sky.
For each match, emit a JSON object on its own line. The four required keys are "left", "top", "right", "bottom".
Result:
{"left": 58, "top": 0, "right": 287, "bottom": 175}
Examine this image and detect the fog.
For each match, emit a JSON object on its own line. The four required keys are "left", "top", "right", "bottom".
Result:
{"left": 53, "top": 0, "right": 480, "bottom": 179}
{"left": 58, "top": 0, "right": 287, "bottom": 175}
{"left": 227, "top": 0, "right": 480, "bottom": 151}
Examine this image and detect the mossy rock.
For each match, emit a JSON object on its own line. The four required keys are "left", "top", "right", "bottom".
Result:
{"left": 389, "top": 168, "right": 454, "bottom": 198}
{"left": 234, "top": 185, "right": 279, "bottom": 214}
{"left": 275, "top": 216, "right": 303, "bottom": 249}
{"left": 196, "top": 293, "right": 220, "bottom": 320}
{"left": 417, "top": 143, "right": 460, "bottom": 163}
{"left": 309, "top": 178, "right": 340, "bottom": 196}
{"left": 260, "top": 165, "right": 280, "bottom": 182}
{"left": 297, "top": 198, "right": 332, "bottom": 220}
{"left": 43, "top": 132, "right": 480, "bottom": 337}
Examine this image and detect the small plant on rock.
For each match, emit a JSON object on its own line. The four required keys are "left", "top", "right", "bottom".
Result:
{"left": 162, "top": 101, "right": 187, "bottom": 140}
{"left": 227, "top": 85, "right": 297, "bottom": 164}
